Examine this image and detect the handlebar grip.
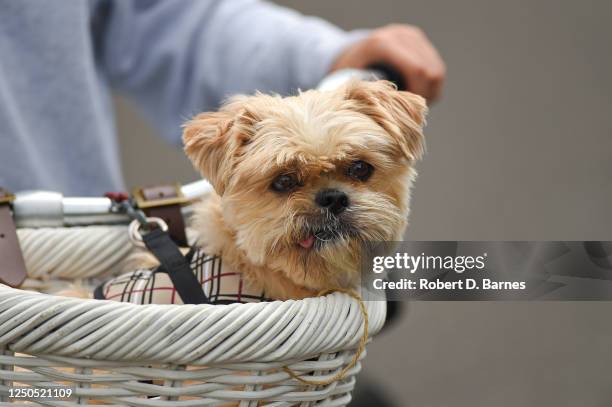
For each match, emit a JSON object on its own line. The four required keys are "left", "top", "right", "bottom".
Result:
{"left": 366, "top": 63, "right": 407, "bottom": 91}
{"left": 316, "top": 65, "right": 408, "bottom": 92}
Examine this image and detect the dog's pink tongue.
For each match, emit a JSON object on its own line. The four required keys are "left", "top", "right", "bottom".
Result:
{"left": 299, "top": 235, "right": 315, "bottom": 249}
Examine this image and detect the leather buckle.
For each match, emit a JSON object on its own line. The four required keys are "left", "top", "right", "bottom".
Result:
{"left": 133, "top": 184, "right": 188, "bottom": 209}
{"left": 133, "top": 184, "right": 189, "bottom": 247}
{"left": 0, "top": 188, "right": 15, "bottom": 205}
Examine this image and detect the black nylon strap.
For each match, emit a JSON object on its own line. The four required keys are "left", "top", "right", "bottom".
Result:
{"left": 142, "top": 228, "right": 208, "bottom": 304}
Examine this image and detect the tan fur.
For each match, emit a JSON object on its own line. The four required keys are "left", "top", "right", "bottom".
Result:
{"left": 183, "top": 80, "right": 427, "bottom": 300}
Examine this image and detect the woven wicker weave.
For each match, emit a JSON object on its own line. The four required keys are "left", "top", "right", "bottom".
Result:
{"left": 0, "top": 227, "right": 386, "bottom": 406}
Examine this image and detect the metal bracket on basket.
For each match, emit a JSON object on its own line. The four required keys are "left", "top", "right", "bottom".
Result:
{"left": 100, "top": 195, "right": 168, "bottom": 249}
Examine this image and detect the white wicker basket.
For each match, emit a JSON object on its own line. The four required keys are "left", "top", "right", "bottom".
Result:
{"left": 0, "top": 227, "right": 386, "bottom": 406}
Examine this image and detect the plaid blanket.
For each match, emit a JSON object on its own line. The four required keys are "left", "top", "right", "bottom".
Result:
{"left": 94, "top": 249, "right": 268, "bottom": 305}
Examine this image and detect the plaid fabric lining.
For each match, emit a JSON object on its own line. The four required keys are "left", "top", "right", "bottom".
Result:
{"left": 97, "top": 249, "right": 268, "bottom": 305}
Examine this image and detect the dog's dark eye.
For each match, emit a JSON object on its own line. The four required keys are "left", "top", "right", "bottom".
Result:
{"left": 271, "top": 174, "right": 298, "bottom": 192}
{"left": 347, "top": 160, "right": 374, "bottom": 181}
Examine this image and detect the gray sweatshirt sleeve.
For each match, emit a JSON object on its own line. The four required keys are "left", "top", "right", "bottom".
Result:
{"left": 96, "top": 0, "right": 366, "bottom": 143}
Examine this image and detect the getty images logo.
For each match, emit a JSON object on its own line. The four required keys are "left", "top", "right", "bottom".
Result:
{"left": 372, "top": 252, "right": 488, "bottom": 274}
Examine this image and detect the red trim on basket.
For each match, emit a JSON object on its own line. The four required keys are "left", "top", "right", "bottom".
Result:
{"left": 104, "top": 192, "right": 129, "bottom": 202}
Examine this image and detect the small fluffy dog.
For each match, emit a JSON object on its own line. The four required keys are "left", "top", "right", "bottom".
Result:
{"left": 181, "top": 80, "right": 427, "bottom": 300}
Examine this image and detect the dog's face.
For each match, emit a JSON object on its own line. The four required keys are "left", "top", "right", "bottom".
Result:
{"left": 183, "top": 80, "right": 427, "bottom": 292}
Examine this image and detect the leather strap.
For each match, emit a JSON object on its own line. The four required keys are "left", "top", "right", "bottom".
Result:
{"left": 142, "top": 228, "right": 207, "bottom": 304}
{"left": 144, "top": 204, "right": 188, "bottom": 247}
{"left": 136, "top": 185, "right": 188, "bottom": 247}
{"left": 0, "top": 189, "right": 27, "bottom": 287}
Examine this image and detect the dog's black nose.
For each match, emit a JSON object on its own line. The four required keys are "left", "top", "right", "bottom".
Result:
{"left": 315, "top": 189, "right": 349, "bottom": 215}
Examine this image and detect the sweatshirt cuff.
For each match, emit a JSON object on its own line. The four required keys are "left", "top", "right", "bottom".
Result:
{"left": 295, "top": 24, "right": 370, "bottom": 91}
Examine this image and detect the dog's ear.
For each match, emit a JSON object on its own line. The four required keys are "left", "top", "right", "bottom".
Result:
{"left": 183, "top": 103, "right": 259, "bottom": 195}
{"left": 345, "top": 80, "right": 428, "bottom": 160}
{"left": 183, "top": 111, "right": 234, "bottom": 195}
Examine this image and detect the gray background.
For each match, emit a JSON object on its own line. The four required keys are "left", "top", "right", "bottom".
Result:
{"left": 115, "top": 1, "right": 612, "bottom": 405}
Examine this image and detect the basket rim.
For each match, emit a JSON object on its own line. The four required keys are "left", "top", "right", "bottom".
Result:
{"left": 0, "top": 285, "right": 385, "bottom": 365}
